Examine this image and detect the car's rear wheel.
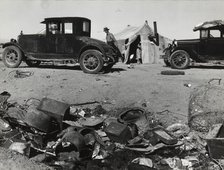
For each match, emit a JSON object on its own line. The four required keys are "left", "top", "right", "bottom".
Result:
{"left": 25, "top": 60, "right": 41, "bottom": 67}
{"left": 80, "top": 50, "right": 104, "bottom": 74}
{"left": 2, "top": 46, "right": 22, "bottom": 68}
{"left": 170, "top": 50, "right": 190, "bottom": 69}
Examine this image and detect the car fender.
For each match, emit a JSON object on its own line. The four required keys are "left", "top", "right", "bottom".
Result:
{"left": 78, "top": 44, "right": 106, "bottom": 62}
{"left": 174, "top": 47, "right": 201, "bottom": 62}
{"left": 171, "top": 47, "right": 193, "bottom": 58}
{"left": 3, "top": 42, "right": 25, "bottom": 56}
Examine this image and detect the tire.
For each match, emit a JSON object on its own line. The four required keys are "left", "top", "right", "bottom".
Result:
{"left": 80, "top": 50, "right": 104, "bottom": 74}
{"left": 2, "top": 46, "right": 22, "bottom": 68}
{"left": 164, "top": 58, "right": 171, "bottom": 67}
{"left": 161, "top": 70, "right": 185, "bottom": 75}
{"left": 170, "top": 50, "right": 190, "bottom": 69}
{"left": 25, "top": 60, "right": 41, "bottom": 67}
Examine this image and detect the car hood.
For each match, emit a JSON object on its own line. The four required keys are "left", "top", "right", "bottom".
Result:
{"left": 177, "top": 39, "right": 200, "bottom": 45}
{"left": 78, "top": 36, "right": 115, "bottom": 51}
{"left": 78, "top": 36, "right": 109, "bottom": 46}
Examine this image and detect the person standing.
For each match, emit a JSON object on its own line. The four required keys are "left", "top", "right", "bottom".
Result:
{"left": 103, "top": 27, "right": 123, "bottom": 62}
{"left": 136, "top": 42, "right": 142, "bottom": 64}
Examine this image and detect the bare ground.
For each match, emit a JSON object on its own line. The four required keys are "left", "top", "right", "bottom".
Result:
{"left": 0, "top": 60, "right": 224, "bottom": 169}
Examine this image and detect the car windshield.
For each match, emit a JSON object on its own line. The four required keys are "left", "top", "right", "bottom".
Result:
{"left": 201, "top": 30, "right": 208, "bottom": 38}
{"left": 37, "top": 29, "right": 46, "bottom": 34}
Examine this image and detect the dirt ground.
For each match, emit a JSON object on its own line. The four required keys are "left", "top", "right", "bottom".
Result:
{"left": 1, "top": 59, "right": 224, "bottom": 169}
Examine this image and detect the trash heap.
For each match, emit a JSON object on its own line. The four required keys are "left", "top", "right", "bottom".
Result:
{"left": 0, "top": 91, "right": 223, "bottom": 169}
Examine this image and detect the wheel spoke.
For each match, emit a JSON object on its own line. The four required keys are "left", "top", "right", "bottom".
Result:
{"left": 171, "top": 51, "right": 189, "bottom": 68}
{"left": 83, "top": 54, "right": 99, "bottom": 70}
{"left": 5, "top": 49, "right": 18, "bottom": 63}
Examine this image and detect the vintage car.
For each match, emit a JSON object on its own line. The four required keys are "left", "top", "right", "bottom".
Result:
{"left": 2, "top": 17, "right": 118, "bottom": 74}
{"left": 163, "top": 20, "right": 224, "bottom": 69}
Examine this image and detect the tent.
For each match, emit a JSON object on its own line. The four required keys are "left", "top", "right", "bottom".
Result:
{"left": 114, "top": 21, "right": 171, "bottom": 64}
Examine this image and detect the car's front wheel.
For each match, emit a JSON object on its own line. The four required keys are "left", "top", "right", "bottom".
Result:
{"left": 170, "top": 50, "right": 190, "bottom": 69}
{"left": 25, "top": 60, "right": 41, "bottom": 67}
{"left": 2, "top": 46, "right": 23, "bottom": 68}
{"left": 80, "top": 50, "right": 104, "bottom": 74}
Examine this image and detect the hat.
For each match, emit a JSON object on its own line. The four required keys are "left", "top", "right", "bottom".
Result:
{"left": 103, "top": 27, "right": 109, "bottom": 31}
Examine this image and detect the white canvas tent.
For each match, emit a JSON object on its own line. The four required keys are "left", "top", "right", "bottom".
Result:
{"left": 114, "top": 21, "right": 171, "bottom": 64}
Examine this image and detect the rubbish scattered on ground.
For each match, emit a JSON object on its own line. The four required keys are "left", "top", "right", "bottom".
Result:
{"left": 206, "top": 123, "right": 223, "bottom": 139}
{"left": 0, "top": 92, "right": 222, "bottom": 169}
{"left": 0, "top": 91, "right": 11, "bottom": 114}
{"left": 127, "top": 64, "right": 134, "bottom": 69}
{"left": 79, "top": 116, "right": 104, "bottom": 127}
{"left": 105, "top": 122, "right": 132, "bottom": 143}
{"left": 189, "top": 83, "right": 224, "bottom": 132}
{"left": 153, "top": 126, "right": 177, "bottom": 145}
{"left": 166, "top": 123, "right": 190, "bottom": 138}
{"left": 9, "top": 142, "right": 30, "bottom": 156}
{"left": 206, "top": 124, "right": 224, "bottom": 159}
{"left": 129, "top": 157, "right": 154, "bottom": 169}
{"left": 208, "top": 78, "right": 222, "bottom": 85}
{"left": 37, "top": 97, "right": 70, "bottom": 129}
{"left": 184, "top": 83, "right": 192, "bottom": 87}
{"left": 9, "top": 70, "right": 34, "bottom": 78}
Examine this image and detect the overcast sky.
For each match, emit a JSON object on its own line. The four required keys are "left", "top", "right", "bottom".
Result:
{"left": 0, "top": 0, "right": 224, "bottom": 42}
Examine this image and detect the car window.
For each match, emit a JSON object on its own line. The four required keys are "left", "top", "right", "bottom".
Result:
{"left": 49, "top": 23, "right": 62, "bottom": 34}
{"left": 65, "top": 23, "right": 73, "bottom": 34}
{"left": 201, "top": 30, "right": 208, "bottom": 38}
{"left": 210, "top": 30, "right": 221, "bottom": 38}
{"left": 83, "top": 21, "right": 90, "bottom": 32}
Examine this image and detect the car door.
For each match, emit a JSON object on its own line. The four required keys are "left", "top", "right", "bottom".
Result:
{"left": 55, "top": 22, "right": 83, "bottom": 59}
{"left": 55, "top": 34, "right": 76, "bottom": 58}
{"left": 55, "top": 22, "right": 75, "bottom": 58}
{"left": 206, "top": 29, "right": 224, "bottom": 60}
{"left": 44, "top": 22, "right": 66, "bottom": 59}
{"left": 46, "top": 34, "right": 57, "bottom": 54}
{"left": 198, "top": 30, "right": 209, "bottom": 58}
{"left": 197, "top": 29, "right": 223, "bottom": 61}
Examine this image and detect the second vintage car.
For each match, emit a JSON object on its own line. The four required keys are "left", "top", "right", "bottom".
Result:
{"left": 2, "top": 17, "right": 118, "bottom": 74}
{"left": 163, "top": 20, "right": 224, "bottom": 69}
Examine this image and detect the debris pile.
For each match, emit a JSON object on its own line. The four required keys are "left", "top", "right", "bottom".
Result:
{"left": 0, "top": 91, "right": 223, "bottom": 169}
{"left": 189, "top": 81, "right": 224, "bottom": 132}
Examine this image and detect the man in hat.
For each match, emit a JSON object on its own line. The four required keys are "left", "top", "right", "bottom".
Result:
{"left": 104, "top": 27, "right": 123, "bottom": 62}
{"left": 104, "top": 27, "right": 117, "bottom": 47}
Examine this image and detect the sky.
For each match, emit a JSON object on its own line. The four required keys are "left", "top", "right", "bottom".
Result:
{"left": 0, "top": 0, "right": 224, "bottom": 42}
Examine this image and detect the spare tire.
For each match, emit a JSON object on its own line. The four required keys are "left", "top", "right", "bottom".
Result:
{"left": 161, "top": 70, "right": 185, "bottom": 75}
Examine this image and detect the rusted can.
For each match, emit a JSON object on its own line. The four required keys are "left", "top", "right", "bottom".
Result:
{"left": 37, "top": 98, "right": 70, "bottom": 129}
{"left": 104, "top": 122, "right": 132, "bottom": 144}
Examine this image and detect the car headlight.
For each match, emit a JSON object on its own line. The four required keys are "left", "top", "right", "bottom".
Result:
{"left": 173, "top": 39, "right": 177, "bottom": 46}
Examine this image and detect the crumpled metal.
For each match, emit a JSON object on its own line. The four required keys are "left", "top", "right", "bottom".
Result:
{"left": 0, "top": 91, "right": 11, "bottom": 114}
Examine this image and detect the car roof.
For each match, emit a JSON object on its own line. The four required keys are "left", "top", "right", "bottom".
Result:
{"left": 41, "top": 17, "right": 90, "bottom": 24}
{"left": 193, "top": 20, "right": 224, "bottom": 31}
